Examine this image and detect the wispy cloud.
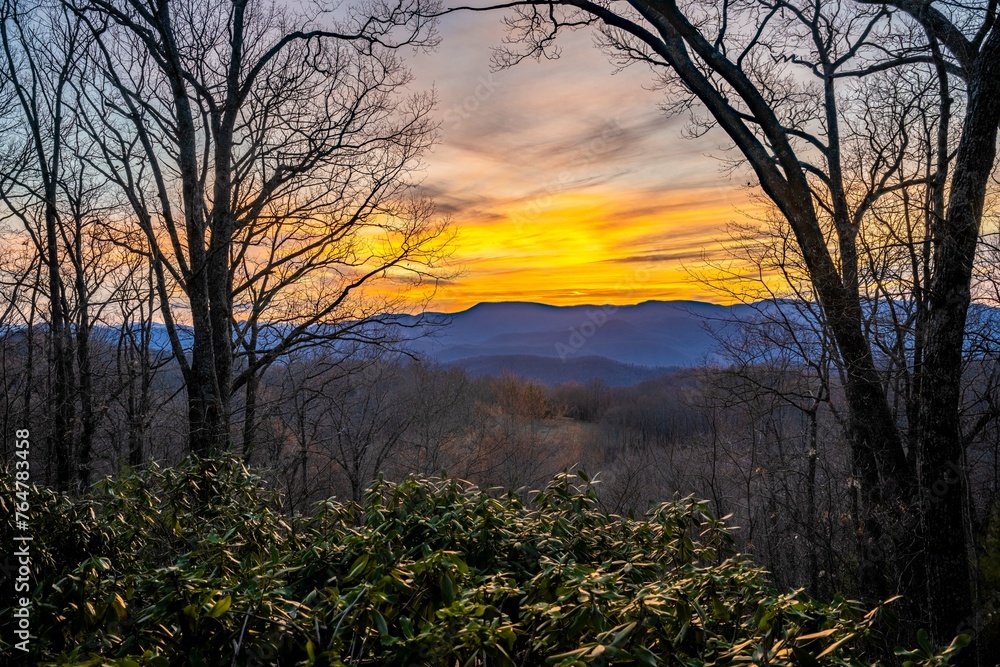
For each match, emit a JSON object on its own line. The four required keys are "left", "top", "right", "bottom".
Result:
{"left": 400, "top": 13, "right": 759, "bottom": 311}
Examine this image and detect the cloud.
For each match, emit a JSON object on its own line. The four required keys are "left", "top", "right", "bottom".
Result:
{"left": 609, "top": 250, "right": 708, "bottom": 264}
{"left": 394, "top": 10, "right": 756, "bottom": 311}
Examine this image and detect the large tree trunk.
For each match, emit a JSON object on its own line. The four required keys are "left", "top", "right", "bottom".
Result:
{"left": 651, "top": 2, "right": 991, "bottom": 638}
{"left": 805, "top": 256, "right": 916, "bottom": 602}
{"left": 40, "top": 110, "right": 74, "bottom": 488}
{"left": 202, "top": 0, "right": 245, "bottom": 456}
{"left": 187, "top": 287, "right": 228, "bottom": 454}
{"left": 45, "top": 197, "right": 74, "bottom": 490}
{"left": 74, "top": 223, "right": 95, "bottom": 488}
{"left": 916, "top": 29, "right": 1000, "bottom": 644}
{"left": 159, "top": 0, "right": 232, "bottom": 455}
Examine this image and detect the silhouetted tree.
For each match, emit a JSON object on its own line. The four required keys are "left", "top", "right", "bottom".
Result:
{"left": 70, "top": 0, "right": 444, "bottom": 454}
{"left": 460, "top": 0, "right": 1000, "bottom": 643}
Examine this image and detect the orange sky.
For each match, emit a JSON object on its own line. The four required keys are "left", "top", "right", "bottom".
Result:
{"left": 404, "top": 186, "right": 759, "bottom": 311}
{"left": 399, "top": 13, "right": 762, "bottom": 312}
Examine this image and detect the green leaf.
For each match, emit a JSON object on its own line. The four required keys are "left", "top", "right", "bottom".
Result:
{"left": 632, "top": 645, "right": 658, "bottom": 667}
{"left": 712, "top": 597, "right": 731, "bottom": 622}
{"left": 373, "top": 610, "right": 389, "bottom": 636}
{"left": 207, "top": 595, "right": 231, "bottom": 619}
{"left": 306, "top": 639, "right": 316, "bottom": 662}
{"left": 441, "top": 573, "right": 455, "bottom": 605}
{"left": 611, "top": 622, "right": 637, "bottom": 647}
{"left": 347, "top": 554, "right": 370, "bottom": 581}
{"left": 110, "top": 592, "right": 127, "bottom": 620}
{"left": 816, "top": 633, "right": 855, "bottom": 658}
{"left": 917, "top": 629, "right": 934, "bottom": 655}
{"left": 796, "top": 628, "right": 837, "bottom": 642}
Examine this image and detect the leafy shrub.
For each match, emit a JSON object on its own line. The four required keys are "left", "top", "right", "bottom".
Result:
{"left": 0, "top": 457, "right": 969, "bottom": 665}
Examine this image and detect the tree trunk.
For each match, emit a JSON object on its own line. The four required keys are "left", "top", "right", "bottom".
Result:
{"left": 187, "top": 292, "right": 227, "bottom": 455}
{"left": 806, "top": 404, "right": 819, "bottom": 596}
{"left": 160, "top": 0, "right": 230, "bottom": 454}
{"left": 916, "top": 30, "right": 1000, "bottom": 644}
{"left": 242, "top": 363, "right": 259, "bottom": 464}
{"left": 45, "top": 197, "right": 74, "bottom": 490}
{"left": 74, "top": 226, "right": 95, "bottom": 488}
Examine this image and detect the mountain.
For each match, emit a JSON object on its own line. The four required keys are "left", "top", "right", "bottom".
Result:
{"left": 103, "top": 300, "right": 726, "bottom": 386}
{"left": 87, "top": 298, "right": 1000, "bottom": 387}
{"left": 397, "top": 300, "right": 747, "bottom": 383}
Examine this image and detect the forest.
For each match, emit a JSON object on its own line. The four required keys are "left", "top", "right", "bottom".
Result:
{"left": 2, "top": 0, "right": 1000, "bottom": 664}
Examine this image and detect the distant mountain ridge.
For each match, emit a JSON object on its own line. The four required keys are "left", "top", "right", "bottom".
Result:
{"left": 106, "top": 299, "right": 733, "bottom": 365}
{"left": 396, "top": 300, "right": 749, "bottom": 382}
{"left": 75, "top": 298, "right": 1000, "bottom": 386}
{"left": 103, "top": 300, "right": 729, "bottom": 386}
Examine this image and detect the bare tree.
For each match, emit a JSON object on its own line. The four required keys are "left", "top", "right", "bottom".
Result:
{"left": 69, "top": 0, "right": 444, "bottom": 454}
{"left": 447, "top": 0, "right": 1000, "bottom": 642}
{"left": 274, "top": 356, "right": 415, "bottom": 503}
{"left": 0, "top": 0, "right": 105, "bottom": 488}
{"left": 231, "top": 191, "right": 450, "bottom": 460}
{"left": 0, "top": 236, "right": 41, "bottom": 463}
{"left": 105, "top": 240, "right": 167, "bottom": 468}
{"left": 394, "top": 362, "right": 475, "bottom": 476}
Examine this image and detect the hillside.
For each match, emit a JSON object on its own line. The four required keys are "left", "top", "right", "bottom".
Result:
{"left": 449, "top": 353, "right": 677, "bottom": 386}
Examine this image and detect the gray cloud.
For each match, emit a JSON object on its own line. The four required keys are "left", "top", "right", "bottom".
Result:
{"left": 608, "top": 250, "right": 708, "bottom": 264}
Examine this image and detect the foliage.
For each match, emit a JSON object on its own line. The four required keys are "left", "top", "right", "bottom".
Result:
{"left": 0, "top": 457, "right": 968, "bottom": 666}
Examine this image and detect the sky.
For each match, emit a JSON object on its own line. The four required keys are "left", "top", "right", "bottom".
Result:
{"left": 400, "top": 11, "right": 763, "bottom": 312}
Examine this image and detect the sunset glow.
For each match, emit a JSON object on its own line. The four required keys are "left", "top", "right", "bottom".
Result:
{"left": 403, "top": 13, "right": 762, "bottom": 312}
{"left": 404, "top": 186, "right": 760, "bottom": 311}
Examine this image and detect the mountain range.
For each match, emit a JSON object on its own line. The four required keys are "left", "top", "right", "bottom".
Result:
{"left": 397, "top": 300, "right": 751, "bottom": 386}
{"left": 90, "top": 298, "right": 1000, "bottom": 387}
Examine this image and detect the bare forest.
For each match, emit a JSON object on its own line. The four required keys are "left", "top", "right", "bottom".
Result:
{"left": 3, "top": 0, "right": 1000, "bottom": 665}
